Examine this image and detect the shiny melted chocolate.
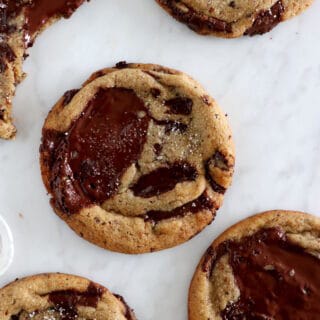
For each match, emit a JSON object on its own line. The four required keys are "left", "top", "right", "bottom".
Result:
{"left": 11, "top": 284, "right": 137, "bottom": 320}
{"left": 159, "top": 0, "right": 285, "bottom": 36}
{"left": 144, "top": 191, "right": 214, "bottom": 223}
{"left": 48, "top": 282, "right": 104, "bottom": 320}
{"left": 0, "top": 0, "right": 85, "bottom": 73}
{"left": 203, "top": 228, "right": 320, "bottom": 320}
{"left": 42, "top": 87, "right": 208, "bottom": 222}
{"left": 62, "top": 89, "right": 80, "bottom": 107}
{"left": 157, "top": 0, "right": 233, "bottom": 34}
{"left": 131, "top": 162, "right": 198, "bottom": 198}
{"left": 46, "top": 87, "right": 150, "bottom": 214}
{"left": 0, "top": 0, "right": 86, "bottom": 69}
{"left": 25, "top": 0, "right": 86, "bottom": 39}
{"left": 245, "top": 1, "right": 285, "bottom": 36}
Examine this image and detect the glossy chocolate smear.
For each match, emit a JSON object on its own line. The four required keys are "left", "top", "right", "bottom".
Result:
{"left": 48, "top": 87, "right": 150, "bottom": 214}
{"left": 0, "top": 0, "right": 86, "bottom": 39}
{"left": 144, "top": 191, "right": 214, "bottom": 223}
{"left": 245, "top": 1, "right": 285, "bottom": 36}
{"left": 0, "top": 0, "right": 86, "bottom": 72}
{"left": 157, "top": 0, "right": 233, "bottom": 34}
{"left": 25, "top": 0, "right": 86, "bottom": 42}
{"left": 131, "top": 162, "right": 198, "bottom": 198}
{"left": 205, "top": 228, "right": 320, "bottom": 320}
{"left": 48, "top": 282, "right": 104, "bottom": 320}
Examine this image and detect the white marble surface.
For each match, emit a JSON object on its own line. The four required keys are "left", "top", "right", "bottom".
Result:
{"left": 0, "top": 1, "right": 320, "bottom": 319}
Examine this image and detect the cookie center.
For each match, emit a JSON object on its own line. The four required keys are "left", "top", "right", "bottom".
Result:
{"left": 218, "top": 228, "right": 320, "bottom": 319}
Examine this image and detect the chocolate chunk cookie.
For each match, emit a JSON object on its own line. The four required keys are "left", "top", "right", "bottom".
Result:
{"left": 189, "top": 210, "right": 320, "bottom": 320}
{"left": 0, "top": 273, "right": 136, "bottom": 320}
{"left": 40, "top": 63, "right": 235, "bottom": 254}
{"left": 0, "top": 0, "right": 88, "bottom": 140}
{"left": 156, "top": 0, "right": 313, "bottom": 38}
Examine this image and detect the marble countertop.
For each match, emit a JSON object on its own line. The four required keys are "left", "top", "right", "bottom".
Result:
{"left": 0, "top": 1, "right": 320, "bottom": 319}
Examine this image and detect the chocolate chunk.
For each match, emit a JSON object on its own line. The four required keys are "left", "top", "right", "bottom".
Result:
{"left": 153, "top": 143, "right": 163, "bottom": 156}
{"left": 245, "top": 1, "right": 285, "bottom": 36}
{"left": 162, "top": 120, "right": 188, "bottom": 134}
{"left": 152, "top": 118, "right": 188, "bottom": 134}
{"left": 115, "top": 61, "right": 129, "bottom": 69}
{"left": 150, "top": 88, "right": 161, "bottom": 98}
{"left": 62, "top": 89, "right": 79, "bottom": 107}
{"left": 43, "top": 87, "right": 150, "bottom": 215}
{"left": 165, "top": 97, "right": 193, "bottom": 115}
{"left": 157, "top": 0, "right": 233, "bottom": 34}
{"left": 144, "top": 191, "right": 214, "bottom": 222}
{"left": 131, "top": 162, "right": 198, "bottom": 198}
{"left": 204, "top": 228, "right": 320, "bottom": 319}
{"left": 48, "top": 282, "right": 104, "bottom": 320}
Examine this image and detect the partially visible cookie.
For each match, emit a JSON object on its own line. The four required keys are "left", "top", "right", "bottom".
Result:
{"left": 0, "top": 0, "right": 88, "bottom": 140}
{"left": 0, "top": 273, "right": 136, "bottom": 320}
{"left": 189, "top": 210, "right": 320, "bottom": 320}
{"left": 40, "top": 62, "right": 235, "bottom": 254}
{"left": 156, "top": 0, "right": 313, "bottom": 38}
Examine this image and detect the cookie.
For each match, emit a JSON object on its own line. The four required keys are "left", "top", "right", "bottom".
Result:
{"left": 0, "top": 273, "right": 136, "bottom": 319}
{"left": 188, "top": 210, "right": 320, "bottom": 320}
{"left": 156, "top": 0, "right": 313, "bottom": 38}
{"left": 40, "top": 62, "right": 235, "bottom": 254}
{"left": 0, "top": 0, "right": 88, "bottom": 140}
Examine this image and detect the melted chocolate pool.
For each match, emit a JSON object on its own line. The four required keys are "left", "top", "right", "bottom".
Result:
{"left": 25, "top": 0, "right": 86, "bottom": 38}
{"left": 0, "top": 0, "right": 86, "bottom": 49}
{"left": 245, "top": 1, "right": 284, "bottom": 36}
{"left": 44, "top": 87, "right": 150, "bottom": 214}
{"left": 48, "top": 282, "right": 103, "bottom": 320}
{"left": 204, "top": 228, "right": 320, "bottom": 320}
